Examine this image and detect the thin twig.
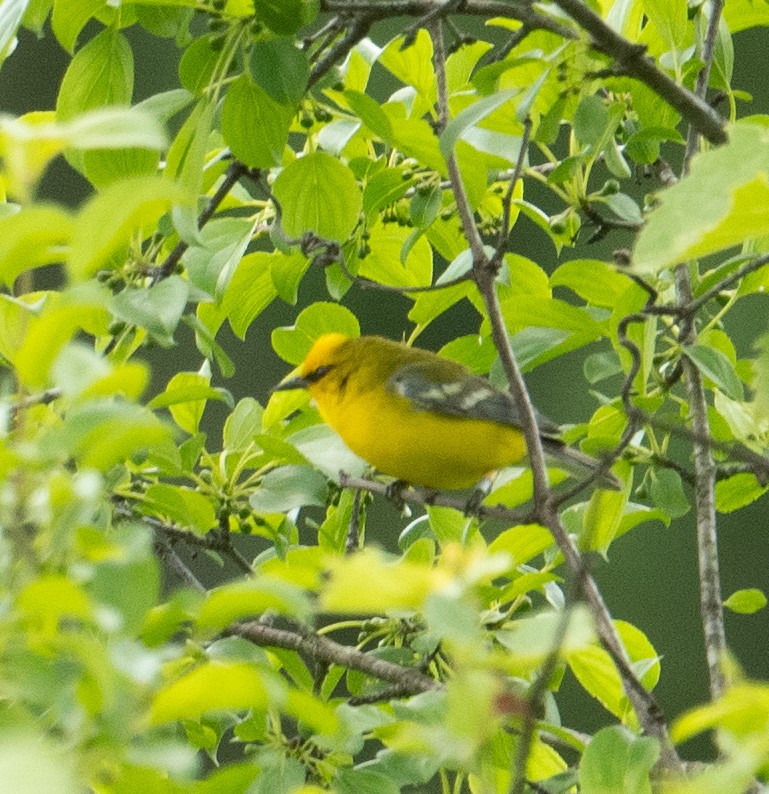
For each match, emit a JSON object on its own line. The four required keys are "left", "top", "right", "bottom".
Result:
{"left": 510, "top": 608, "right": 573, "bottom": 794}
{"left": 346, "top": 487, "right": 364, "bottom": 554}
{"left": 675, "top": 267, "right": 727, "bottom": 699}
{"left": 8, "top": 388, "right": 62, "bottom": 420}
{"left": 402, "top": 0, "right": 466, "bottom": 48}
{"left": 154, "top": 537, "right": 207, "bottom": 592}
{"left": 232, "top": 620, "right": 441, "bottom": 693}
{"left": 492, "top": 117, "right": 532, "bottom": 268}
{"left": 548, "top": 0, "right": 726, "bottom": 145}
{"left": 684, "top": 0, "right": 727, "bottom": 164}
{"left": 675, "top": 0, "right": 728, "bottom": 701}
{"left": 430, "top": 18, "right": 680, "bottom": 770}
{"left": 308, "top": 16, "right": 372, "bottom": 88}
{"left": 338, "top": 473, "right": 533, "bottom": 523}
{"left": 151, "top": 160, "right": 251, "bottom": 284}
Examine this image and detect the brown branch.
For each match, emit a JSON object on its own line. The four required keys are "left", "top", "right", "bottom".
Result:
{"left": 548, "top": 0, "right": 726, "bottom": 145}
{"left": 674, "top": 0, "right": 728, "bottom": 701}
{"left": 154, "top": 537, "right": 207, "bottom": 593}
{"left": 684, "top": 0, "right": 727, "bottom": 163}
{"left": 338, "top": 472, "right": 533, "bottom": 522}
{"left": 308, "top": 15, "right": 372, "bottom": 88}
{"left": 492, "top": 116, "right": 532, "bottom": 268}
{"left": 231, "top": 621, "right": 441, "bottom": 694}
{"left": 430, "top": 18, "right": 679, "bottom": 769}
{"left": 675, "top": 267, "right": 727, "bottom": 700}
{"left": 114, "top": 501, "right": 255, "bottom": 576}
{"left": 9, "top": 388, "right": 62, "bottom": 420}
{"left": 151, "top": 160, "right": 252, "bottom": 284}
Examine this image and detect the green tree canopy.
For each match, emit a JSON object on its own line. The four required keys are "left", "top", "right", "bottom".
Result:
{"left": 1, "top": 0, "right": 769, "bottom": 792}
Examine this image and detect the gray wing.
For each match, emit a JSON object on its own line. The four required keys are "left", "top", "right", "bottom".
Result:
{"left": 386, "top": 360, "right": 561, "bottom": 436}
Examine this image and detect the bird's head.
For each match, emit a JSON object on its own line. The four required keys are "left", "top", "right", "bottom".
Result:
{"left": 272, "top": 333, "right": 350, "bottom": 395}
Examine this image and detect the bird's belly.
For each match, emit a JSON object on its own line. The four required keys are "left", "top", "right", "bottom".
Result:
{"left": 321, "top": 390, "right": 527, "bottom": 489}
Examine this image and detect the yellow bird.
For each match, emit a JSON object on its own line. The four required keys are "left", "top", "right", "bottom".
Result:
{"left": 273, "top": 334, "right": 620, "bottom": 492}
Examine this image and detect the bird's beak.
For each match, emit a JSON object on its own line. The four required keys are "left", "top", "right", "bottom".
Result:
{"left": 270, "top": 374, "right": 310, "bottom": 393}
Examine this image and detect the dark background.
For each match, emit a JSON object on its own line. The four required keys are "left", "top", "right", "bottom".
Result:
{"left": 3, "top": 14, "right": 768, "bottom": 771}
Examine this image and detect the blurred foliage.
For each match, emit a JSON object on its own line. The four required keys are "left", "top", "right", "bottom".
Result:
{"left": 0, "top": 0, "right": 768, "bottom": 791}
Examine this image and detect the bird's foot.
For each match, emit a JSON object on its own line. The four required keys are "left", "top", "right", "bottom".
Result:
{"left": 464, "top": 472, "right": 496, "bottom": 516}
{"left": 385, "top": 479, "right": 411, "bottom": 514}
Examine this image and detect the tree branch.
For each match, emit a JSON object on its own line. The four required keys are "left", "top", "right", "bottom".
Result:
{"left": 674, "top": 0, "right": 729, "bottom": 702}
{"left": 429, "top": 19, "right": 680, "bottom": 769}
{"left": 231, "top": 621, "right": 441, "bottom": 694}
{"left": 151, "top": 160, "right": 252, "bottom": 284}
{"left": 549, "top": 0, "right": 726, "bottom": 145}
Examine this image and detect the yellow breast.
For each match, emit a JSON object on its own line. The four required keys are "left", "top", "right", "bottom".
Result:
{"left": 314, "top": 383, "right": 527, "bottom": 490}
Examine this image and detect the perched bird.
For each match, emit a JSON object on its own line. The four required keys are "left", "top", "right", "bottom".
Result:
{"left": 273, "top": 333, "right": 621, "bottom": 492}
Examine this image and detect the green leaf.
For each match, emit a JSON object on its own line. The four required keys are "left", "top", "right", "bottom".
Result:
{"left": 643, "top": 0, "right": 687, "bottom": 52}
{"left": 254, "top": 0, "right": 318, "bottom": 34}
{"left": 550, "top": 259, "right": 634, "bottom": 308}
{"left": 634, "top": 122, "right": 769, "bottom": 273}
{"left": 151, "top": 661, "right": 270, "bottom": 724}
{"left": 362, "top": 167, "right": 411, "bottom": 219}
{"left": 110, "top": 275, "right": 189, "bottom": 348}
{"left": 498, "top": 295, "right": 605, "bottom": 336}
{"left": 409, "top": 184, "right": 442, "bottom": 229}
{"left": 164, "top": 99, "right": 216, "bottom": 237}
{"left": 249, "top": 465, "right": 328, "bottom": 513}
{"left": 249, "top": 37, "right": 309, "bottom": 105}
{"left": 143, "top": 484, "right": 217, "bottom": 534}
{"left": 683, "top": 344, "right": 744, "bottom": 400}
{"left": 494, "top": 607, "right": 596, "bottom": 676}
{"left": 286, "top": 424, "right": 368, "bottom": 481}
{"left": 573, "top": 95, "right": 610, "bottom": 149}
{"left": 178, "top": 35, "right": 219, "bottom": 94}
{"left": 270, "top": 250, "right": 310, "bottom": 305}
{"left": 14, "top": 285, "right": 110, "bottom": 388}
{"left": 335, "top": 769, "right": 401, "bottom": 794}
{"left": 272, "top": 302, "right": 360, "bottom": 364}
{"left": 358, "top": 221, "right": 433, "bottom": 287}
{"left": 650, "top": 468, "right": 691, "bottom": 519}
{"left": 0, "top": 0, "right": 30, "bottom": 62}
{"left": 68, "top": 174, "right": 187, "bottom": 279}
{"left": 88, "top": 524, "right": 159, "bottom": 632}
{"left": 715, "top": 472, "right": 768, "bottom": 512}
{"left": 0, "top": 205, "right": 73, "bottom": 287}
{"left": 221, "top": 74, "right": 294, "bottom": 169}
{"left": 0, "top": 293, "right": 35, "bottom": 364}
{"left": 51, "top": 0, "right": 102, "bottom": 53}
{"left": 0, "top": 727, "right": 78, "bottom": 794}
{"left": 63, "top": 106, "right": 166, "bottom": 152}
{"left": 440, "top": 89, "right": 517, "bottom": 159}
{"left": 198, "top": 578, "right": 311, "bottom": 632}
{"left": 223, "top": 398, "right": 263, "bottom": 451}
{"left": 724, "top": 588, "right": 767, "bottom": 614}
{"left": 213, "top": 251, "right": 279, "bottom": 339}
{"left": 149, "top": 369, "right": 230, "bottom": 433}
{"left": 583, "top": 481, "right": 629, "bottom": 555}
{"left": 272, "top": 151, "right": 363, "bottom": 243}
{"left": 43, "top": 399, "right": 171, "bottom": 470}
{"left": 579, "top": 726, "right": 659, "bottom": 794}
{"left": 52, "top": 342, "right": 148, "bottom": 400}
{"left": 488, "top": 523, "right": 555, "bottom": 567}
{"left": 378, "top": 29, "right": 435, "bottom": 102}
{"left": 182, "top": 217, "right": 256, "bottom": 298}
{"left": 56, "top": 28, "right": 133, "bottom": 120}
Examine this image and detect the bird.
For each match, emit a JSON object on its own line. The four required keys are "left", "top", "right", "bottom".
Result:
{"left": 272, "top": 333, "right": 621, "bottom": 493}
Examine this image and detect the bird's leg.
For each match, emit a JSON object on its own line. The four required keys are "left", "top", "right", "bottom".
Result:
{"left": 385, "top": 479, "right": 410, "bottom": 514}
{"left": 464, "top": 471, "right": 497, "bottom": 516}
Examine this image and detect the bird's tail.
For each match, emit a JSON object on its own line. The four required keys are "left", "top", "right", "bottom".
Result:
{"left": 541, "top": 437, "right": 622, "bottom": 491}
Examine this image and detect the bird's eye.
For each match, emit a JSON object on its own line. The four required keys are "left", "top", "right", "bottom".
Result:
{"left": 306, "top": 364, "right": 333, "bottom": 383}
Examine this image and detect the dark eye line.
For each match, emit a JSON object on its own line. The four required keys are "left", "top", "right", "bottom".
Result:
{"left": 306, "top": 364, "right": 333, "bottom": 383}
